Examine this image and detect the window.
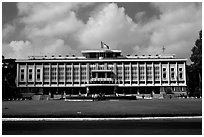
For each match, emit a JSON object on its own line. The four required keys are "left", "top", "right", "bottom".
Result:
{"left": 132, "top": 66, "right": 137, "bottom": 81}
{"left": 66, "top": 67, "right": 72, "bottom": 81}
{"left": 125, "top": 65, "right": 129, "bottom": 80}
{"left": 155, "top": 66, "right": 160, "bottom": 80}
{"left": 117, "top": 66, "right": 122, "bottom": 82}
{"left": 179, "top": 68, "right": 183, "bottom": 79}
{"left": 29, "top": 69, "right": 32, "bottom": 80}
{"left": 147, "top": 66, "right": 152, "bottom": 80}
{"left": 81, "top": 66, "right": 86, "bottom": 81}
{"left": 163, "top": 73, "right": 166, "bottom": 79}
{"left": 58, "top": 67, "right": 64, "bottom": 81}
{"left": 51, "top": 67, "right": 57, "bottom": 81}
{"left": 139, "top": 66, "right": 145, "bottom": 80}
{"left": 37, "top": 69, "right": 41, "bottom": 81}
{"left": 43, "top": 67, "right": 49, "bottom": 81}
{"left": 74, "top": 67, "right": 79, "bottom": 81}
{"left": 171, "top": 68, "right": 175, "bottom": 79}
{"left": 179, "top": 73, "right": 183, "bottom": 79}
{"left": 171, "top": 73, "right": 175, "bottom": 79}
{"left": 20, "top": 69, "right": 24, "bottom": 81}
{"left": 163, "top": 67, "right": 166, "bottom": 79}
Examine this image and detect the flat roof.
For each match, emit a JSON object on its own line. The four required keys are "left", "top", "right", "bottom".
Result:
{"left": 16, "top": 58, "right": 187, "bottom": 63}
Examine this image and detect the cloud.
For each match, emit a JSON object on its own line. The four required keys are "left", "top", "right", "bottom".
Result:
{"left": 3, "top": 40, "right": 32, "bottom": 58}
{"left": 3, "top": 24, "right": 15, "bottom": 42}
{"left": 2, "top": 2, "right": 202, "bottom": 64}
{"left": 78, "top": 3, "right": 146, "bottom": 51}
{"left": 135, "top": 11, "right": 146, "bottom": 22}
{"left": 143, "top": 2, "right": 202, "bottom": 59}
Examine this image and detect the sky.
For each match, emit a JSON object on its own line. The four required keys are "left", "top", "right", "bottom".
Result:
{"left": 2, "top": 2, "right": 202, "bottom": 64}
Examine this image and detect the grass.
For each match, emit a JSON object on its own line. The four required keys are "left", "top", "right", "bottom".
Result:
{"left": 2, "top": 98, "right": 202, "bottom": 118}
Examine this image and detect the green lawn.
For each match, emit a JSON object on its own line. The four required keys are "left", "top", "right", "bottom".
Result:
{"left": 2, "top": 98, "right": 202, "bottom": 118}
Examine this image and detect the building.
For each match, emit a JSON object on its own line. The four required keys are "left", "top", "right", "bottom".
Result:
{"left": 16, "top": 45, "right": 187, "bottom": 97}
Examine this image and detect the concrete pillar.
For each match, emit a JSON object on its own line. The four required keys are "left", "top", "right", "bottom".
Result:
{"left": 79, "top": 63, "right": 81, "bottom": 85}
{"left": 42, "top": 63, "right": 44, "bottom": 86}
{"left": 137, "top": 62, "right": 139, "bottom": 85}
{"left": 145, "top": 62, "right": 147, "bottom": 85}
{"left": 34, "top": 63, "right": 36, "bottom": 86}
{"left": 122, "top": 62, "right": 124, "bottom": 85}
{"left": 175, "top": 62, "right": 178, "bottom": 85}
{"left": 104, "top": 63, "right": 107, "bottom": 70}
{"left": 17, "top": 63, "right": 19, "bottom": 87}
{"left": 168, "top": 62, "right": 170, "bottom": 85}
{"left": 25, "top": 63, "right": 28, "bottom": 86}
{"left": 114, "top": 63, "right": 117, "bottom": 83}
{"left": 71, "top": 63, "right": 73, "bottom": 85}
{"left": 152, "top": 62, "right": 154, "bottom": 85}
{"left": 160, "top": 62, "right": 162, "bottom": 85}
{"left": 86, "top": 63, "right": 89, "bottom": 84}
{"left": 57, "top": 63, "right": 59, "bottom": 86}
{"left": 64, "top": 63, "right": 66, "bottom": 86}
{"left": 49, "top": 63, "right": 51, "bottom": 86}
{"left": 130, "top": 62, "right": 132, "bottom": 85}
{"left": 183, "top": 61, "right": 186, "bottom": 85}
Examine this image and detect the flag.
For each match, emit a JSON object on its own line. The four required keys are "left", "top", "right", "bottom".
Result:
{"left": 101, "top": 41, "right": 109, "bottom": 49}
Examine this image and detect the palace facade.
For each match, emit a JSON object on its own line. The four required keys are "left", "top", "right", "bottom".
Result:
{"left": 16, "top": 47, "right": 187, "bottom": 96}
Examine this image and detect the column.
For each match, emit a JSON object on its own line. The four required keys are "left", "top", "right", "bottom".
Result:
{"left": 137, "top": 62, "right": 139, "bottom": 85}
{"left": 86, "top": 63, "right": 89, "bottom": 84}
{"left": 42, "top": 63, "right": 44, "bottom": 86}
{"left": 71, "top": 63, "right": 74, "bottom": 85}
{"left": 96, "top": 63, "right": 99, "bottom": 70}
{"left": 49, "top": 63, "right": 51, "bottom": 86}
{"left": 168, "top": 62, "right": 170, "bottom": 85}
{"left": 64, "top": 63, "right": 66, "bottom": 86}
{"left": 57, "top": 63, "right": 59, "bottom": 86}
{"left": 160, "top": 62, "right": 162, "bottom": 85}
{"left": 144, "top": 62, "right": 147, "bottom": 85}
{"left": 130, "top": 62, "right": 132, "bottom": 85}
{"left": 175, "top": 62, "right": 178, "bottom": 85}
{"left": 122, "top": 62, "right": 124, "bottom": 85}
{"left": 183, "top": 61, "right": 186, "bottom": 85}
{"left": 104, "top": 63, "right": 107, "bottom": 70}
{"left": 34, "top": 63, "right": 36, "bottom": 86}
{"left": 79, "top": 63, "right": 81, "bottom": 85}
{"left": 113, "top": 63, "right": 117, "bottom": 83}
{"left": 152, "top": 62, "right": 154, "bottom": 85}
{"left": 17, "top": 63, "right": 19, "bottom": 87}
{"left": 25, "top": 63, "right": 28, "bottom": 86}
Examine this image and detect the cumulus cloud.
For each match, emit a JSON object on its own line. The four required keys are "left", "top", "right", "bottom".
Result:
{"left": 2, "top": 2, "right": 202, "bottom": 64}
{"left": 78, "top": 3, "right": 146, "bottom": 51}
{"left": 135, "top": 11, "right": 146, "bottom": 22}
{"left": 2, "top": 40, "right": 32, "bottom": 59}
{"left": 3, "top": 24, "right": 15, "bottom": 42}
{"left": 143, "top": 2, "right": 202, "bottom": 58}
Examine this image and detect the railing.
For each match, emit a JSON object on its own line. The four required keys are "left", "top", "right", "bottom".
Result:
{"left": 91, "top": 78, "right": 113, "bottom": 81}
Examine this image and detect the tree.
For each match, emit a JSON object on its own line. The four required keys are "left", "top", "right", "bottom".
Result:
{"left": 189, "top": 30, "right": 202, "bottom": 97}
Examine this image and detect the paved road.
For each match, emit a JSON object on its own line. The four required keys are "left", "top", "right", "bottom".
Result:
{"left": 2, "top": 119, "right": 202, "bottom": 135}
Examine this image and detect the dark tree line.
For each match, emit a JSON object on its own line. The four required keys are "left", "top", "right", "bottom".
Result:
{"left": 187, "top": 30, "right": 202, "bottom": 97}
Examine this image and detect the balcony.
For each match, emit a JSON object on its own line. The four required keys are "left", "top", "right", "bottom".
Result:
{"left": 90, "top": 78, "right": 114, "bottom": 82}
